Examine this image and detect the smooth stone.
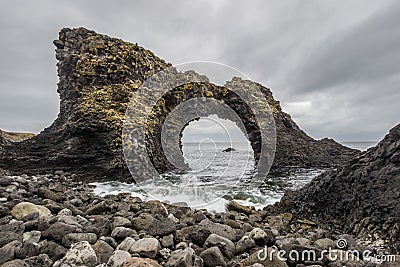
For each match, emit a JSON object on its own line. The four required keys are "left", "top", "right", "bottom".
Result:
{"left": 129, "top": 238, "right": 160, "bottom": 259}
{"left": 117, "top": 237, "right": 136, "bottom": 251}
{"left": 199, "top": 219, "right": 236, "bottom": 241}
{"left": 107, "top": 250, "right": 131, "bottom": 267}
{"left": 161, "top": 234, "right": 174, "bottom": 248}
{"left": 113, "top": 216, "right": 132, "bottom": 228}
{"left": 11, "top": 202, "right": 51, "bottom": 220}
{"left": 111, "top": 227, "right": 136, "bottom": 239}
{"left": 92, "top": 240, "right": 114, "bottom": 264}
{"left": 199, "top": 246, "right": 226, "bottom": 267}
{"left": 236, "top": 235, "right": 257, "bottom": 254}
{"left": 204, "top": 233, "right": 235, "bottom": 259}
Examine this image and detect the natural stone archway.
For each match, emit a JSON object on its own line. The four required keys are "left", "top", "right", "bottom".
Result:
{"left": 0, "top": 27, "right": 359, "bottom": 181}
{"left": 142, "top": 80, "right": 271, "bottom": 175}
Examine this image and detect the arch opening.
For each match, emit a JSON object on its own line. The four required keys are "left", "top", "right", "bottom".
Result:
{"left": 144, "top": 82, "right": 267, "bottom": 177}
{"left": 180, "top": 115, "right": 255, "bottom": 181}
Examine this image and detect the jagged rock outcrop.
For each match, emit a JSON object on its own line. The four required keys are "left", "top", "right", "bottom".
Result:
{"left": 267, "top": 123, "right": 400, "bottom": 253}
{"left": 0, "top": 27, "right": 357, "bottom": 180}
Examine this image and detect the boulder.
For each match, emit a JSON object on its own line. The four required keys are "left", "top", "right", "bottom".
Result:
{"left": 129, "top": 238, "right": 160, "bottom": 259}
{"left": 0, "top": 240, "right": 23, "bottom": 265}
{"left": 116, "top": 237, "right": 136, "bottom": 251}
{"left": 166, "top": 247, "right": 195, "bottom": 267}
{"left": 0, "top": 231, "right": 22, "bottom": 247}
{"left": 199, "top": 246, "right": 226, "bottom": 267}
{"left": 249, "top": 228, "right": 275, "bottom": 246}
{"left": 107, "top": 250, "right": 131, "bottom": 267}
{"left": 204, "top": 234, "right": 235, "bottom": 259}
{"left": 42, "top": 222, "right": 80, "bottom": 241}
{"left": 92, "top": 240, "right": 114, "bottom": 264}
{"left": 236, "top": 235, "right": 256, "bottom": 254}
{"left": 23, "top": 231, "right": 41, "bottom": 244}
{"left": 53, "top": 241, "right": 97, "bottom": 267}
{"left": 199, "top": 219, "right": 236, "bottom": 241}
{"left": 111, "top": 227, "right": 136, "bottom": 239}
{"left": 11, "top": 202, "right": 51, "bottom": 220}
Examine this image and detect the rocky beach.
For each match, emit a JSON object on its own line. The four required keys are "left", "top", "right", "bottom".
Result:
{"left": 0, "top": 27, "right": 399, "bottom": 267}
{"left": 0, "top": 171, "right": 398, "bottom": 267}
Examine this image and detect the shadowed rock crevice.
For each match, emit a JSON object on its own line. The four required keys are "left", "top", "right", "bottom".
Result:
{"left": 0, "top": 27, "right": 358, "bottom": 181}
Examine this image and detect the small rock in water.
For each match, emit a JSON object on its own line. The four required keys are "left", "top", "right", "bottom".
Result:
{"left": 222, "top": 147, "right": 236, "bottom": 152}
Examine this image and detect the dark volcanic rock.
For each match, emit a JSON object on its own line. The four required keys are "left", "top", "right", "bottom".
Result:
{"left": 0, "top": 27, "right": 357, "bottom": 181}
{"left": 222, "top": 147, "right": 236, "bottom": 152}
{"left": 268, "top": 123, "right": 400, "bottom": 253}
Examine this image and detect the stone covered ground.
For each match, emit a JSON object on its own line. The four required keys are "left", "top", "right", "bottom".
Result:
{"left": 0, "top": 174, "right": 398, "bottom": 267}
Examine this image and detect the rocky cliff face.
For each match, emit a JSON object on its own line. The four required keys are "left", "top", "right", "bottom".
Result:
{"left": 0, "top": 27, "right": 358, "bottom": 181}
{"left": 268, "top": 123, "right": 400, "bottom": 253}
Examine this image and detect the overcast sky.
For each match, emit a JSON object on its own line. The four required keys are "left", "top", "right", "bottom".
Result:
{"left": 0, "top": 0, "right": 399, "bottom": 142}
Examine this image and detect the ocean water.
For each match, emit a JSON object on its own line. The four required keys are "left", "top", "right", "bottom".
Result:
{"left": 92, "top": 141, "right": 376, "bottom": 212}
{"left": 341, "top": 141, "right": 377, "bottom": 151}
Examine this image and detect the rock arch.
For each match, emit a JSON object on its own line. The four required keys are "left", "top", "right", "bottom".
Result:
{"left": 0, "top": 28, "right": 358, "bottom": 181}
{"left": 143, "top": 80, "right": 268, "bottom": 174}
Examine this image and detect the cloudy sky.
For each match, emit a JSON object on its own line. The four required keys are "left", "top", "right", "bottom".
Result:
{"left": 1, "top": 0, "right": 399, "bottom": 142}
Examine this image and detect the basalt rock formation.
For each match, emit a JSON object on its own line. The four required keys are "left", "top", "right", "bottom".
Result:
{"left": 0, "top": 130, "right": 35, "bottom": 142}
{"left": 268, "top": 123, "right": 400, "bottom": 253}
{"left": 0, "top": 27, "right": 358, "bottom": 181}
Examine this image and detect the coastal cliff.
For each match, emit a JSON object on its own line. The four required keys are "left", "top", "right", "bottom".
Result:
{"left": 268, "top": 123, "right": 400, "bottom": 253}
{"left": 0, "top": 27, "right": 358, "bottom": 180}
